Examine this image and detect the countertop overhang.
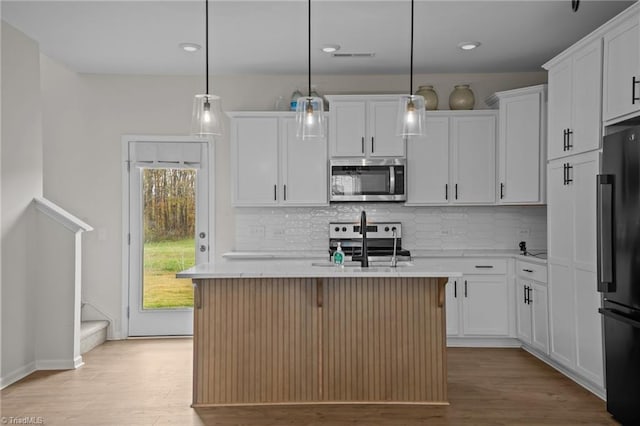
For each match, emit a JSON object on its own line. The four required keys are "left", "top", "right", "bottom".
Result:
{"left": 177, "top": 259, "right": 463, "bottom": 279}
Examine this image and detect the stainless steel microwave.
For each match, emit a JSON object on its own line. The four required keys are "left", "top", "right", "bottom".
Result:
{"left": 330, "top": 158, "right": 406, "bottom": 202}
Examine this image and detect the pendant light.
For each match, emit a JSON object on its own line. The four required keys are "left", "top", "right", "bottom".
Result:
{"left": 191, "top": 0, "right": 223, "bottom": 136}
{"left": 396, "top": 0, "right": 426, "bottom": 137}
{"left": 295, "top": 0, "right": 325, "bottom": 140}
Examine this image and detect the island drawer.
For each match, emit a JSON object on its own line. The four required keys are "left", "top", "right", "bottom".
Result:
{"left": 454, "top": 259, "right": 507, "bottom": 275}
{"left": 516, "top": 260, "right": 547, "bottom": 283}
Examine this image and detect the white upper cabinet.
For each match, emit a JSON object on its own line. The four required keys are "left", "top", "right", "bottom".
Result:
{"left": 232, "top": 116, "right": 280, "bottom": 206}
{"left": 327, "top": 95, "right": 405, "bottom": 158}
{"left": 407, "top": 111, "right": 497, "bottom": 206}
{"left": 406, "top": 116, "right": 450, "bottom": 204}
{"left": 545, "top": 39, "right": 602, "bottom": 160}
{"left": 230, "top": 112, "right": 328, "bottom": 207}
{"left": 603, "top": 10, "right": 640, "bottom": 123}
{"left": 451, "top": 113, "right": 497, "bottom": 204}
{"left": 487, "top": 85, "right": 547, "bottom": 205}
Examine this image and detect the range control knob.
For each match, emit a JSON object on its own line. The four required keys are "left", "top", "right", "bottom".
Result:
{"left": 334, "top": 227, "right": 340, "bottom": 232}
{"left": 342, "top": 227, "right": 347, "bottom": 232}
{"left": 384, "top": 226, "right": 390, "bottom": 232}
{"left": 392, "top": 226, "right": 397, "bottom": 232}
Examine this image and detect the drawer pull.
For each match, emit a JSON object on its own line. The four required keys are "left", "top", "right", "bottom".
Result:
{"left": 523, "top": 268, "right": 534, "bottom": 273}
{"left": 474, "top": 265, "right": 494, "bottom": 269}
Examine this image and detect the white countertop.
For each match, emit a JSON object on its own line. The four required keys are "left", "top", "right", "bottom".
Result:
{"left": 222, "top": 249, "right": 547, "bottom": 261}
{"left": 177, "top": 258, "right": 463, "bottom": 279}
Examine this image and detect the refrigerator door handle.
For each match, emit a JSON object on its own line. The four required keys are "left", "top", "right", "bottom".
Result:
{"left": 599, "top": 307, "right": 640, "bottom": 329}
{"left": 597, "top": 174, "right": 615, "bottom": 293}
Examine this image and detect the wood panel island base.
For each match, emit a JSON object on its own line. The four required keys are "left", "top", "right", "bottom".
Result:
{"left": 187, "top": 273, "right": 450, "bottom": 407}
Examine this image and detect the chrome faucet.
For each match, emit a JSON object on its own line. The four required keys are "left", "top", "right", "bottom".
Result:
{"left": 359, "top": 210, "right": 369, "bottom": 267}
{"left": 391, "top": 227, "right": 398, "bottom": 267}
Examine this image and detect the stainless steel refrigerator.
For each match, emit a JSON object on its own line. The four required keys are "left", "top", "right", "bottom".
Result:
{"left": 597, "top": 124, "right": 640, "bottom": 425}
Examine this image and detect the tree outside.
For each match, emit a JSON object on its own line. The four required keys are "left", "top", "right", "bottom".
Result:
{"left": 142, "top": 168, "right": 196, "bottom": 309}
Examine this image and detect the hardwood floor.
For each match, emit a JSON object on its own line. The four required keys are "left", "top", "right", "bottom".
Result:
{"left": 1, "top": 339, "right": 617, "bottom": 425}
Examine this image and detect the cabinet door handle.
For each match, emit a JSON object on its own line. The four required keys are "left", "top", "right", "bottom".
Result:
{"left": 500, "top": 182, "right": 504, "bottom": 199}
{"left": 361, "top": 137, "right": 365, "bottom": 154}
{"left": 563, "top": 163, "right": 568, "bottom": 185}
{"left": 284, "top": 184, "right": 287, "bottom": 201}
{"left": 274, "top": 184, "right": 277, "bottom": 201}
{"left": 566, "top": 163, "right": 573, "bottom": 184}
{"left": 371, "top": 137, "right": 375, "bottom": 153}
{"left": 454, "top": 281, "right": 457, "bottom": 298}
{"left": 475, "top": 265, "right": 494, "bottom": 269}
{"left": 563, "top": 129, "right": 568, "bottom": 151}
{"left": 566, "top": 129, "right": 573, "bottom": 150}
{"left": 455, "top": 184, "right": 458, "bottom": 200}
{"left": 464, "top": 280, "right": 468, "bottom": 298}
{"left": 445, "top": 184, "right": 448, "bottom": 201}
{"left": 522, "top": 269, "right": 534, "bottom": 273}
{"left": 523, "top": 285, "right": 528, "bottom": 304}
{"left": 528, "top": 286, "right": 533, "bottom": 305}
{"left": 633, "top": 76, "right": 639, "bottom": 104}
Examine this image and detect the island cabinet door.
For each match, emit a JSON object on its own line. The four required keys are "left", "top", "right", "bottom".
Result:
{"left": 192, "top": 278, "right": 320, "bottom": 406}
{"left": 321, "top": 277, "right": 447, "bottom": 403}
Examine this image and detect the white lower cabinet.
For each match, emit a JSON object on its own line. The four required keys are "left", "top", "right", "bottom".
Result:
{"left": 516, "top": 260, "right": 549, "bottom": 354}
{"left": 444, "top": 258, "right": 511, "bottom": 339}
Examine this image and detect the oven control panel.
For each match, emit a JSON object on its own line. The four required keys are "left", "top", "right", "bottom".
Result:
{"left": 329, "top": 222, "right": 402, "bottom": 239}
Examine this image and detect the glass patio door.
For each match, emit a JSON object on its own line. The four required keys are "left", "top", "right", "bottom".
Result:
{"left": 127, "top": 140, "right": 209, "bottom": 336}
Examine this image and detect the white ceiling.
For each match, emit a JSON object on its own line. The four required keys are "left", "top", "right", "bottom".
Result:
{"left": 1, "top": 0, "right": 635, "bottom": 75}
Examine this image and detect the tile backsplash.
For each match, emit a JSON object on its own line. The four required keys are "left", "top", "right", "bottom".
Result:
{"left": 235, "top": 205, "right": 547, "bottom": 252}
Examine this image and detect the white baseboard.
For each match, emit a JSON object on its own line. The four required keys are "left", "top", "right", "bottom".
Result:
{"left": 36, "top": 357, "right": 83, "bottom": 370}
{"left": 521, "top": 345, "right": 606, "bottom": 400}
{"left": 0, "top": 361, "right": 36, "bottom": 390}
{"left": 447, "top": 337, "right": 521, "bottom": 348}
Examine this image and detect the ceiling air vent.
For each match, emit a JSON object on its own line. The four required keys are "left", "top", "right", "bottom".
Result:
{"left": 331, "top": 53, "right": 376, "bottom": 58}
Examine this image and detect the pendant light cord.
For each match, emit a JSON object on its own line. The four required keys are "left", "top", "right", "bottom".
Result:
{"left": 205, "top": 0, "right": 209, "bottom": 95}
{"left": 308, "top": 0, "right": 312, "bottom": 97}
{"left": 409, "top": 0, "right": 414, "bottom": 95}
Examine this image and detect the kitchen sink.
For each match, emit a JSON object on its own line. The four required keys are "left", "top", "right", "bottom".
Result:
{"left": 311, "top": 261, "right": 414, "bottom": 268}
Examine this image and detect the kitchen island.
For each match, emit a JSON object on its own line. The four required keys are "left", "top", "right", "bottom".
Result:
{"left": 178, "top": 261, "right": 461, "bottom": 407}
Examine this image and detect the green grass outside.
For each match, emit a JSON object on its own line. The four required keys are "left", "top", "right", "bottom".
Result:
{"left": 143, "top": 238, "right": 195, "bottom": 309}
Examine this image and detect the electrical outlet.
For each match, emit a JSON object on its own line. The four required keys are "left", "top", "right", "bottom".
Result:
{"left": 517, "top": 228, "right": 531, "bottom": 238}
{"left": 248, "top": 225, "right": 265, "bottom": 238}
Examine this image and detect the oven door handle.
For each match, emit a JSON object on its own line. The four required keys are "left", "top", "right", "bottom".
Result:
{"left": 389, "top": 166, "right": 396, "bottom": 195}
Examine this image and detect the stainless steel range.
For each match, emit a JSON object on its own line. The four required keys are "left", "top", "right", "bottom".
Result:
{"left": 328, "top": 221, "right": 411, "bottom": 264}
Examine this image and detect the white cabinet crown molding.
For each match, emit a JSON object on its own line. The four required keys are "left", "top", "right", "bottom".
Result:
{"left": 542, "top": 1, "right": 640, "bottom": 71}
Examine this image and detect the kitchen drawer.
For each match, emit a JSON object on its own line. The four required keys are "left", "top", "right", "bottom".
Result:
{"left": 516, "top": 260, "right": 548, "bottom": 283}
{"left": 455, "top": 259, "right": 507, "bottom": 275}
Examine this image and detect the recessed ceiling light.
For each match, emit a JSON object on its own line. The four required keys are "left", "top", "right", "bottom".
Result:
{"left": 180, "top": 43, "right": 201, "bottom": 53}
{"left": 458, "top": 41, "right": 481, "bottom": 51}
{"left": 322, "top": 44, "right": 341, "bottom": 53}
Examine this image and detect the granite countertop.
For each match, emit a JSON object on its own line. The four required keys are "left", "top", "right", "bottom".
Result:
{"left": 177, "top": 258, "right": 463, "bottom": 279}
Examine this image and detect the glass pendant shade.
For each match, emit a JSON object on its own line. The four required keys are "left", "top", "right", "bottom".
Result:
{"left": 295, "top": 96, "right": 325, "bottom": 140}
{"left": 396, "top": 94, "right": 426, "bottom": 136}
{"left": 191, "top": 94, "right": 223, "bottom": 136}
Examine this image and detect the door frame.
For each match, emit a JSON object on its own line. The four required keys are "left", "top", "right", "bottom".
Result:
{"left": 120, "top": 135, "right": 215, "bottom": 339}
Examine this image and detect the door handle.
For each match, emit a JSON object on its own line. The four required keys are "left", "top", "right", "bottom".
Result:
{"left": 284, "top": 184, "right": 287, "bottom": 201}
{"left": 566, "top": 129, "right": 573, "bottom": 150}
{"left": 475, "top": 265, "right": 494, "bottom": 269}
{"left": 566, "top": 164, "right": 573, "bottom": 184}
{"left": 454, "top": 281, "right": 457, "bottom": 298}
{"left": 464, "top": 280, "right": 468, "bottom": 298}
{"left": 523, "top": 285, "right": 527, "bottom": 304}
{"left": 455, "top": 184, "right": 458, "bottom": 200}
{"left": 361, "top": 137, "right": 365, "bottom": 154}
{"left": 274, "top": 184, "right": 277, "bottom": 201}
{"left": 597, "top": 174, "right": 615, "bottom": 292}
{"left": 563, "top": 129, "right": 568, "bottom": 151}
{"left": 522, "top": 269, "right": 534, "bottom": 273}
{"left": 527, "top": 286, "right": 533, "bottom": 305}
{"left": 500, "top": 182, "right": 504, "bottom": 199}
{"left": 445, "top": 184, "right": 448, "bottom": 201}
{"left": 633, "top": 76, "right": 639, "bottom": 105}
{"left": 371, "top": 137, "right": 375, "bottom": 153}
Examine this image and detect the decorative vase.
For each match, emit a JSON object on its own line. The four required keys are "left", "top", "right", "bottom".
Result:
{"left": 415, "top": 85, "right": 438, "bottom": 110}
{"left": 449, "top": 84, "right": 475, "bottom": 110}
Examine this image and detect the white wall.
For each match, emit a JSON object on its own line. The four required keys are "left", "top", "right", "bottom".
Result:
{"left": 1, "top": 22, "right": 43, "bottom": 386}
{"left": 38, "top": 48, "right": 546, "bottom": 338}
